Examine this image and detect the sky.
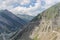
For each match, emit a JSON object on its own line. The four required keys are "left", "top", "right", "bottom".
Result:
{"left": 0, "top": 0, "right": 60, "bottom": 16}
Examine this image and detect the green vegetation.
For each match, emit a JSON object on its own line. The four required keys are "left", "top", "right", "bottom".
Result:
{"left": 31, "top": 3, "right": 60, "bottom": 40}
{"left": 32, "top": 3, "right": 60, "bottom": 21}
{"left": 33, "top": 34, "right": 39, "bottom": 40}
{"left": 31, "top": 14, "right": 42, "bottom": 22}
{"left": 18, "top": 3, "right": 60, "bottom": 40}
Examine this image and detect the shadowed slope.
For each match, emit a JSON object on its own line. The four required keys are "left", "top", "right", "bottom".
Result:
{"left": 0, "top": 9, "right": 27, "bottom": 33}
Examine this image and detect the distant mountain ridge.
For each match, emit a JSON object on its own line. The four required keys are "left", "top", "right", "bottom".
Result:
{"left": 16, "top": 14, "right": 34, "bottom": 22}
{"left": 0, "top": 9, "right": 27, "bottom": 33}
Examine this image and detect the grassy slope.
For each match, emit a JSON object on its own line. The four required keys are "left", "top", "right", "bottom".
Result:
{"left": 32, "top": 3, "right": 60, "bottom": 21}
{"left": 32, "top": 3, "right": 60, "bottom": 40}
{"left": 17, "top": 3, "right": 60, "bottom": 40}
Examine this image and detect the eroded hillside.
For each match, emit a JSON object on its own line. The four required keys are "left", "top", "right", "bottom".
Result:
{"left": 15, "top": 3, "right": 60, "bottom": 40}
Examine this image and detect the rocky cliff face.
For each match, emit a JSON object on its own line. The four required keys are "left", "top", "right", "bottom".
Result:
{"left": 16, "top": 3, "right": 60, "bottom": 40}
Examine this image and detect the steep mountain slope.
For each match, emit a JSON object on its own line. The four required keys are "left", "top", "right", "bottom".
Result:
{"left": 16, "top": 3, "right": 60, "bottom": 40}
{"left": 0, "top": 9, "right": 27, "bottom": 34}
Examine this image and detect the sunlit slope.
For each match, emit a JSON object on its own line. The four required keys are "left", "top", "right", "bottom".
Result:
{"left": 16, "top": 3, "right": 60, "bottom": 40}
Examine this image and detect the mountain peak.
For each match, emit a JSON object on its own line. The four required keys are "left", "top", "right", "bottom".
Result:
{"left": 0, "top": 9, "right": 27, "bottom": 33}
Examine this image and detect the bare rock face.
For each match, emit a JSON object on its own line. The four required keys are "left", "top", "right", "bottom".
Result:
{"left": 15, "top": 3, "right": 60, "bottom": 40}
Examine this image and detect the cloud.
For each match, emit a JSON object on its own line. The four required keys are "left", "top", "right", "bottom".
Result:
{"left": 0, "top": 0, "right": 41, "bottom": 16}
{"left": 10, "top": 0, "right": 41, "bottom": 16}
{"left": 0, "top": 0, "right": 60, "bottom": 16}
{"left": 10, "top": 4, "right": 40, "bottom": 16}
{"left": 20, "top": 0, "right": 30, "bottom": 5}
